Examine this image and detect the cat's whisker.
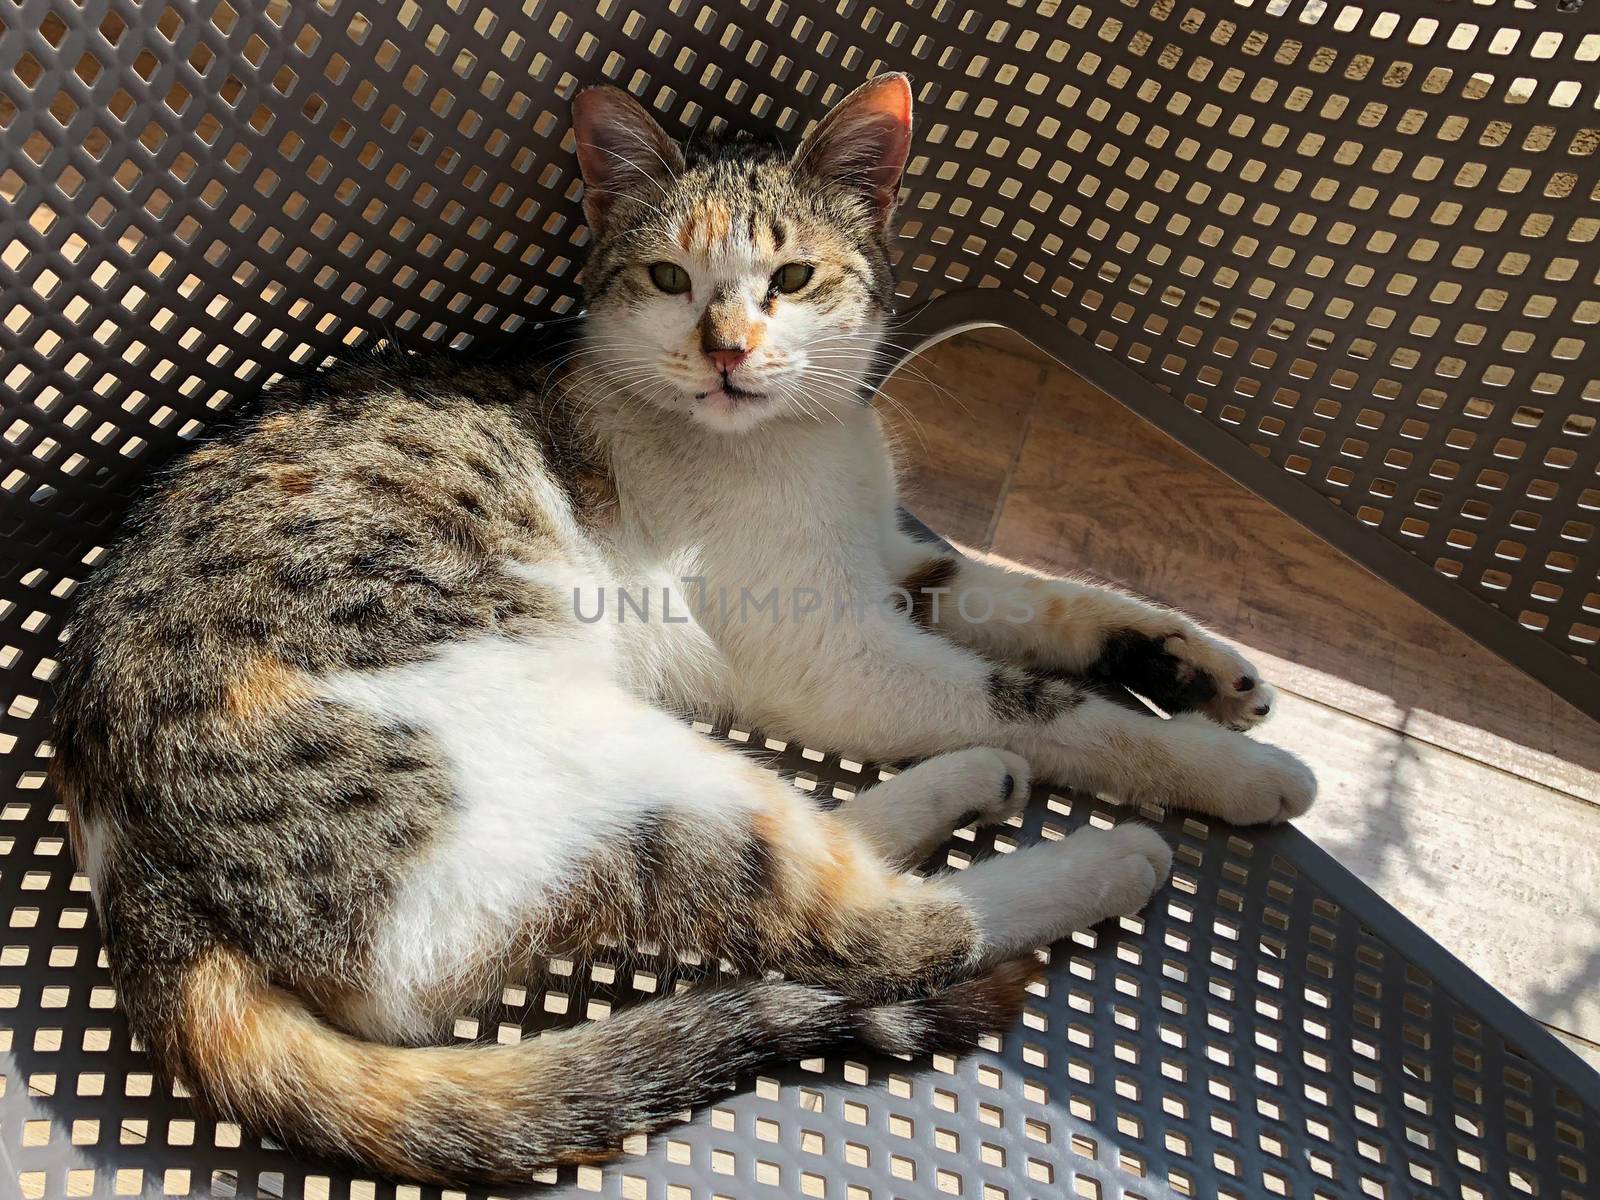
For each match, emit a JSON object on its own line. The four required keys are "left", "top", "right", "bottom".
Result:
{"left": 806, "top": 351, "right": 972, "bottom": 419}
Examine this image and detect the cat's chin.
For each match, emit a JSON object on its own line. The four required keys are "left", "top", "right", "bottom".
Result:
{"left": 687, "top": 388, "right": 784, "bottom": 434}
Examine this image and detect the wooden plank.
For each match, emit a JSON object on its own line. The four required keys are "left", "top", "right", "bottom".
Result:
{"left": 879, "top": 335, "right": 1045, "bottom": 549}
{"left": 1242, "top": 643, "right": 1596, "bottom": 805}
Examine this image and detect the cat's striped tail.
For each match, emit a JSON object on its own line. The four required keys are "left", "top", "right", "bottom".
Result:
{"left": 152, "top": 945, "right": 1032, "bottom": 1185}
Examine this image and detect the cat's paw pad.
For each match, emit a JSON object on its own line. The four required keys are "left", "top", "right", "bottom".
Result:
{"left": 1208, "top": 676, "right": 1276, "bottom": 732}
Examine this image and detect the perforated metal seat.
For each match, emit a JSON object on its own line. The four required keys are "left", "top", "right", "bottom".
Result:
{"left": 2, "top": 2, "right": 1597, "bottom": 1198}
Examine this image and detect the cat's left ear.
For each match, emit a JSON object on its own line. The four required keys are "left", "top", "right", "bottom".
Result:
{"left": 571, "top": 87, "right": 685, "bottom": 233}
{"left": 791, "top": 73, "right": 913, "bottom": 226}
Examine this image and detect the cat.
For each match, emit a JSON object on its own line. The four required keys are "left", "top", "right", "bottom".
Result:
{"left": 49, "top": 74, "right": 1315, "bottom": 1185}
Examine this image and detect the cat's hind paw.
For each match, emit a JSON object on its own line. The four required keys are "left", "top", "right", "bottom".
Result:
{"left": 1087, "top": 822, "right": 1174, "bottom": 918}
{"left": 937, "top": 746, "right": 1033, "bottom": 830}
{"left": 848, "top": 747, "right": 1032, "bottom": 868}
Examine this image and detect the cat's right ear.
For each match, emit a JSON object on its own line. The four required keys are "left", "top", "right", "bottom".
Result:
{"left": 571, "top": 87, "right": 684, "bottom": 233}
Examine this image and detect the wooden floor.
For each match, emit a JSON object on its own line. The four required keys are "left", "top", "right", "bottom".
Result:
{"left": 881, "top": 331, "right": 1600, "bottom": 1073}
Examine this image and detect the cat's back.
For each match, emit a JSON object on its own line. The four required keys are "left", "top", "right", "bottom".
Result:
{"left": 58, "top": 351, "right": 574, "bottom": 735}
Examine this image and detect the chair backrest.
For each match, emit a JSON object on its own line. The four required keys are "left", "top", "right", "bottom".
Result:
{"left": 2, "top": 0, "right": 1597, "bottom": 719}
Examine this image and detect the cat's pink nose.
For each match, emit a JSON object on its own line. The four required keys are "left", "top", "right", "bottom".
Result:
{"left": 706, "top": 347, "right": 749, "bottom": 375}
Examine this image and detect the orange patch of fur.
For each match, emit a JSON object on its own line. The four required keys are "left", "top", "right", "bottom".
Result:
{"left": 814, "top": 835, "right": 886, "bottom": 911}
{"left": 225, "top": 659, "right": 314, "bottom": 720}
{"left": 259, "top": 413, "right": 295, "bottom": 435}
{"left": 699, "top": 201, "right": 731, "bottom": 248}
{"left": 752, "top": 793, "right": 892, "bottom": 915}
{"left": 749, "top": 807, "right": 786, "bottom": 859}
{"left": 679, "top": 200, "right": 732, "bottom": 254}
{"left": 179, "top": 947, "right": 431, "bottom": 1181}
{"left": 267, "top": 464, "right": 314, "bottom": 495}
{"left": 180, "top": 947, "right": 269, "bottom": 1087}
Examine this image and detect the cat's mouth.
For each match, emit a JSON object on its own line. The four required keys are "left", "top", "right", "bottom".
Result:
{"left": 695, "top": 383, "right": 766, "bottom": 403}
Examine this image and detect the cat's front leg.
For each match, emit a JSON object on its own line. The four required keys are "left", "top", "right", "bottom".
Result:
{"left": 743, "top": 612, "right": 1314, "bottom": 825}
{"left": 886, "top": 533, "right": 1272, "bottom": 731}
{"left": 1011, "top": 700, "right": 1316, "bottom": 825}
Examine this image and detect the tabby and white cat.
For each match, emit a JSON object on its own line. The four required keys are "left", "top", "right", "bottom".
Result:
{"left": 51, "top": 75, "right": 1315, "bottom": 1184}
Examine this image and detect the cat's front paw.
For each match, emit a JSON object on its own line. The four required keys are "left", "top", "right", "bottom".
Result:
{"left": 1228, "top": 740, "right": 1317, "bottom": 825}
{"left": 1179, "top": 633, "right": 1275, "bottom": 731}
{"left": 1139, "top": 628, "right": 1274, "bottom": 731}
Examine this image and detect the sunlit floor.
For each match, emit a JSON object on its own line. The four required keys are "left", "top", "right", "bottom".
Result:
{"left": 883, "top": 331, "right": 1600, "bottom": 1072}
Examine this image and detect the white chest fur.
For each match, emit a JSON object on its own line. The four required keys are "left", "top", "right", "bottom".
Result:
{"left": 593, "top": 401, "right": 906, "bottom": 707}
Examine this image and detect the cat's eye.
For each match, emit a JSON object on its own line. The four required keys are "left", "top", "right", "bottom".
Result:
{"left": 771, "top": 263, "right": 814, "bottom": 294}
{"left": 648, "top": 262, "right": 691, "bottom": 294}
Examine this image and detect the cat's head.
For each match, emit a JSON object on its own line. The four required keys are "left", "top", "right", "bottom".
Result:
{"left": 571, "top": 75, "right": 912, "bottom": 434}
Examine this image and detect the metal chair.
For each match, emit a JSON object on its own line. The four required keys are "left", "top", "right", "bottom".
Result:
{"left": 3, "top": 2, "right": 1595, "bottom": 1196}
